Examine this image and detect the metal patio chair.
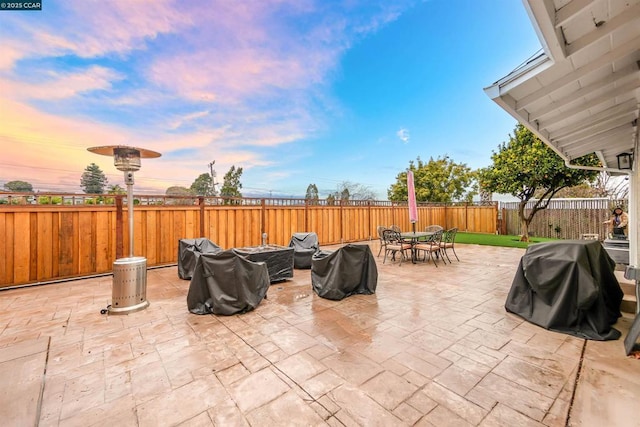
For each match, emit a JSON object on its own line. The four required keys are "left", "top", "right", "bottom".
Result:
{"left": 439, "top": 227, "right": 459, "bottom": 262}
{"left": 414, "top": 229, "right": 444, "bottom": 267}
{"left": 376, "top": 225, "right": 387, "bottom": 257}
{"left": 382, "top": 229, "right": 412, "bottom": 266}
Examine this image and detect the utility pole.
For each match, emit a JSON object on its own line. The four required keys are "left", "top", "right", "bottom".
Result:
{"left": 208, "top": 160, "right": 217, "bottom": 195}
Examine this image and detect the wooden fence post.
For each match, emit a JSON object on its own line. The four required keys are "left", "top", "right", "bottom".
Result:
{"left": 261, "top": 199, "right": 266, "bottom": 237}
{"left": 368, "top": 200, "right": 372, "bottom": 240}
{"left": 198, "top": 196, "right": 205, "bottom": 237}
{"left": 465, "top": 202, "right": 469, "bottom": 232}
{"left": 444, "top": 204, "right": 448, "bottom": 229}
{"left": 339, "top": 198, "right": 344, "bottom": 243}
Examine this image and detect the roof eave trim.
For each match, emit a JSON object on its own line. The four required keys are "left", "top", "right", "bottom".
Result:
{"left": 484, "top": 54, "right": 553, "bottom": 100}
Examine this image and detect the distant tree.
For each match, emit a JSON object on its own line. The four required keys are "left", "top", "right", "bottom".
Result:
{"left": 478, "top": 123, "right": 600, "bottom": 241}
{"left": 531, "top": 171, "right": 629, "bottom": 200}
{"left": 534, "top": 183, "right": 597, "bottom": 199}
{"left": 80, "top": 163, "right": 108, "bottom": 194}
{"left": 479, "top": 188, "right": 492, "bottom": 204}
{"left": 305, "top": 184, "right": 319, "bottom": 204}
{"left": 220, "top": 166, "right": 243, "bottom": 201}
{"left": 590, "top": 171, "right": 629, "bottom": 200}
{"left": 190, "top": 173, "right": 215, "bottom": 196}
{"left": 336, "top": 181, "right": 376, "bottom": 201}
{"left": 107, "top": 184, "right": 126, "bottom": 194}
{"left": 166, "top": 185, "right": 195, "bottom": 205}
{"left": 166, "top": 186, "right": 192, "bottom": 196}
{"left": 388, "top": 155, "right": 476, "bottom": 203}
{"left": 339, "top": 187, "right": 350, "bottom": 202}
{"left": 326, "top": 193, "right": 336, "bottom": 206}
{"left": 3, "top": 180, "right": 33, "bottom": 192}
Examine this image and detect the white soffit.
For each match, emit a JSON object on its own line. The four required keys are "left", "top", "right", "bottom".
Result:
{"left": 485, "top": 0, "right": 640, "bottom": 171}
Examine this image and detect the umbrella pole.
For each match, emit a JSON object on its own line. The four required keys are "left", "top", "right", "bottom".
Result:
{"left": 412, "top": 223, "right": 416, "bottom": 233}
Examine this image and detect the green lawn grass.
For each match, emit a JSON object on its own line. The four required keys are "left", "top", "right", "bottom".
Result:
{"left": 455, "top": 232, "right": 557, "bottom": 249}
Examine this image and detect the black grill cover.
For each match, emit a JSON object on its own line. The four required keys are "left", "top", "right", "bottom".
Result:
{"left": 178, "top": 238, "right": 222, "bottom": 280}
{"left": 505, "top": 240, "right": 623, "bottom": 340}
{"left": 311, "top": 244, "right": 378, "bottom": 300}
{"left": 289, "top": 232, "right": 320, "bottom": 269}
{"left": 187, "top": 250, "right": 269, "bottom": 315}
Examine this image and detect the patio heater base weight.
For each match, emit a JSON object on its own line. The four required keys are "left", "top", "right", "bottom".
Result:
{"left": 109, "top": 256, "right": 150, "bottom": 315}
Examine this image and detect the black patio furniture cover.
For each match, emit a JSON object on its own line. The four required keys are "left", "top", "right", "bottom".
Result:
{"left": 187, "top": 250, "right": 270, "bottom": 315}
{"left": 289, "top": 232, "right": 320, "bottom": 269}
{"left": 178, "top": 238, "right": 222, "bottom": 280}
{"left": 232, "top": 244, "right": 294, "bottom": 283}
{"left": 505, "top": 240, "right": 623, "bottom": 340}
{"left": 311, "top": 244, "right": 378, "bottom": 300}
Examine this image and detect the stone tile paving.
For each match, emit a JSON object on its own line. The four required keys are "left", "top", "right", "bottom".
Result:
{"left": 0, "top": 241, "right": 638, "bottom": 426}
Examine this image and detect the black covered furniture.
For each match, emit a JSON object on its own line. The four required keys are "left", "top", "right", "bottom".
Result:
{"left": 233, "top": 244, "right": 294, "bottom": 283}
{"left": 505, "top": 240, "right": 623, "bottom": 340}
{"left": 311, "top": 244, "right": 378, "bottom": 300}
{"left": 187, "top": 250, "right": 269, "bottom": 315}
{"left": 289, "top": 232, "right": 320, "bottom": 269}
{"left": 178, "top": 238, "right": 222, "bottom": 280}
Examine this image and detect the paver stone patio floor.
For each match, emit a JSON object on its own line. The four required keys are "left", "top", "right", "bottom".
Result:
{"left": 1, "top": 241, "right": 639, "bottom": 426}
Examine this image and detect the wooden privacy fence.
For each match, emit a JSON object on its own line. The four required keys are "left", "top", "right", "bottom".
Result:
{"left": 0, "top": 195, "right": 497, "bottom": 287}
{"left": 500, "top": 198, "right": 627, "bottom": 240}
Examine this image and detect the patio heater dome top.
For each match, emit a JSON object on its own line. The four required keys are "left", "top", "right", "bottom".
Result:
{"left": 88, "top": 145, "right": 161, "bottom": 172}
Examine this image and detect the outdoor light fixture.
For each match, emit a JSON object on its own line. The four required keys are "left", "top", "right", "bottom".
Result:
{"left": 617, "top": 152, "right": 633, "bottom": 170}
{"left": 88, "top": 144, "right": 161, "bottom": 315}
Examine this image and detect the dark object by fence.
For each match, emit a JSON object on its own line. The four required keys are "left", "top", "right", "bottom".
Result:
{"left": 187, "top": 250, "right": 269, "bottom": 315}
{"left": 178, "top": 238, "right": 222, "bottom": 280}
{"left": 289, "top": 232, "right": 320, "bottom": 269}
{"left": 505, "top": 240, "right": 623, "bottom": 340}
{"left": 233, "top": 244, "right": 294, "bottom": 282}
{"left": 311, "top": 244, "right": 378, "bottom": 300}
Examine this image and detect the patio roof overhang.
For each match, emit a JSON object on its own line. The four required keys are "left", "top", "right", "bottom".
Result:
{"left": 485, "top": 0, "right": 640, "bottom": 312}
{"left": 484, "top": 0, "right": 640, "bottom": 173}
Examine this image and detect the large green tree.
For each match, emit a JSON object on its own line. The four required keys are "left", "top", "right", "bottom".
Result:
{"left": 3, "top": 180, "right": 33, "bottom": 192}
{"left": 220, "top": 166, "right": 243, "bottom": 200}
{"left": 80, "top": 163, "right": 108, "bottom": 194}
{"left": 479, "top": 123, "right": 600, "bottom": 241}
{"left": 190, "top": 173, "right": 215, "bottom": 196}
{"left": 387, "top": 155, "right": 476, "bottom": 203}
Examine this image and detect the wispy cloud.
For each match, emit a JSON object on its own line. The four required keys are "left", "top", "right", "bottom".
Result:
{"left": 0, "top": 0, "right": 418, "bottom": 193}
{"left": 397, "top": 128, "right": 410, "bottom": 143}
{"left": 1, "top": 66, "right": 123, "bottom": 100}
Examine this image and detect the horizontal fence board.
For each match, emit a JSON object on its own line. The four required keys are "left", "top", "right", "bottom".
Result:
{"left": 0, "top": 199, "right": 497, "bottom": 287}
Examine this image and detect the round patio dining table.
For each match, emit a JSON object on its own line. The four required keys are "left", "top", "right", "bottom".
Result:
{"left": 399, "top": 231, "right": 434, "bottom": 264}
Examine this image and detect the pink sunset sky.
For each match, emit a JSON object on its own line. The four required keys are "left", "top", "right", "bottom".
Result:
{"left": 0, "top": 1, "right": 540, "bottom": 198}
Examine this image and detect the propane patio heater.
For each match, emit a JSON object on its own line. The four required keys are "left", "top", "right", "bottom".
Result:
{"left": 88, "top": 145, "right": 161, "bottom": 314}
